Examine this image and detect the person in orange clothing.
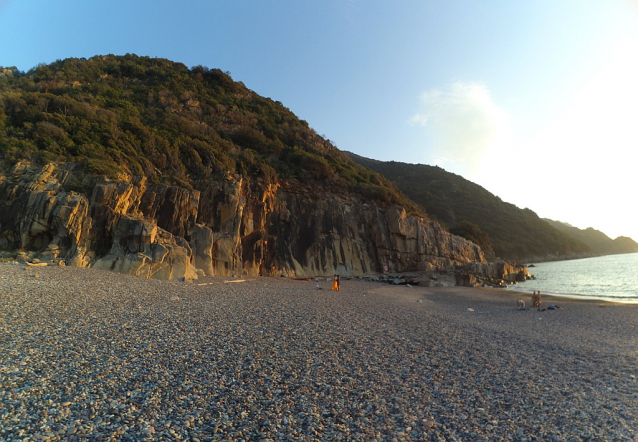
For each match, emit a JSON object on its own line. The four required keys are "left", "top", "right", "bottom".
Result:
{"left": 331, "top": 274, "right": 340, "bottom": 291}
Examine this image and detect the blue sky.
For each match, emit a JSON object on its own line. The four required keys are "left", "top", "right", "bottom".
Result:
{"left": 2, "top": 0, "right": 638, "bottom": 241}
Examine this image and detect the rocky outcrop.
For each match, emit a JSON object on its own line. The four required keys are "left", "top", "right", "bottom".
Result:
{"left": 91, "top": 215, "right": 198, "bottom": 280}
{"left": 456, "top": 261, "right": 531, "bottom": 287}
{"left": 264, "top": 186, "right": 485, "bottom": 277}
{"left": 0, "top": 162, "right": 488, "bottom": 280}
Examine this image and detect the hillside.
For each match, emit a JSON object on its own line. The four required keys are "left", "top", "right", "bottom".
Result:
{"left": 0, "top": 55, "right": 501, "bottom": 280}
{"left": 543, "top": 219, "right": 638, "bottom": 255}
{"left": 0, "top": 55, "right": 417, "bottom": 212}
{"left": 347, "top": 153, "right": 591, "bottom": 262}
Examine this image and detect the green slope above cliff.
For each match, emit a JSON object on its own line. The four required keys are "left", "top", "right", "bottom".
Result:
{"left": 0, "top": 55, "right": 418, "bottom": 212}
{"left": 347, "top": 153, "right": 592, "bottom": 261}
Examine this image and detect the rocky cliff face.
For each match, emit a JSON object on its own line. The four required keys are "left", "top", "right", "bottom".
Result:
{"left": 0, "top": 162, "right": 486, "bottom": 280}
{"left": 456, "top": 261, "right": 531, "bottom": 287}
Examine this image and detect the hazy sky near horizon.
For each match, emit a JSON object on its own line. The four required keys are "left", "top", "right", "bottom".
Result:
{"left": 2, "top": 0, "right": 637, "bottom": 241}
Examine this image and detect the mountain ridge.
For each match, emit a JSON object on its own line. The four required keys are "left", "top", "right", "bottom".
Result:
{"left": 346, "top": 152, "right": 619, "bottom": 262}
{"left": 0, "top": 54, "right": 419, "bottom": 213}
{"left": 0, "top": 55, "right": 525, "bottom": 281}
{"left": 542, "top": 219, "right": 638, "bottom": 256}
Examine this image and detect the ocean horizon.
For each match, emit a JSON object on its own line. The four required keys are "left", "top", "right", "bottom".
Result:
{"left": 510, "top": 252, "right": 638, "bottom": 304}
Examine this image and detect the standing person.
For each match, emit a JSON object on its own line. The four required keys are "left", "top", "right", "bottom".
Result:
{"left": 531, "top": 291, "right": 542, "bottom": 307}
{"left": 336, "top": 274, "right": 340, "bottom": 291}
{"left": 331, "top": 274, "right": 340, "bottom": 291}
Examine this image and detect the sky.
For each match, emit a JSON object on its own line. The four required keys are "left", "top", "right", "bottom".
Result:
{"left": 1, "top": 0, "right": 637, "bottom": 241}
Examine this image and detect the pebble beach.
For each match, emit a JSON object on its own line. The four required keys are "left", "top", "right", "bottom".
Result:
{"left": 1, "top": 264, "right": 637, "bottom": 441}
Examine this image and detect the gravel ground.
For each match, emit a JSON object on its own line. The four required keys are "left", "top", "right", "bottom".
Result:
{"left": 1, "top": 263, "right": 637, "bottom": 441}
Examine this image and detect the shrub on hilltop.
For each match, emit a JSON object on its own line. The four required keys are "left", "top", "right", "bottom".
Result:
{"left": 0, "top": 55, "right": 419, "bottom": 213}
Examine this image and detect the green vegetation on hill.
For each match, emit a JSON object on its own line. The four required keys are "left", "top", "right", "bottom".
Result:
{"left": 543, "top": 219, "right": 638, "bottom": 255}
{"left": 348, "top": 153, "right": 591, "bottom": 261}
{"left": 0, "top": 55, "right": 418, "bottom": 212}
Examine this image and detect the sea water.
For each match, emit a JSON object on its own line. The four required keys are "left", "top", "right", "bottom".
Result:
{"left": 510, "top": 252, "right": 638, "bottom": 303}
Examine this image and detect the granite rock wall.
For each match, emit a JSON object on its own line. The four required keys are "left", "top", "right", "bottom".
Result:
{"left": 0, "top": 162, "right": 488, "bottom": 280}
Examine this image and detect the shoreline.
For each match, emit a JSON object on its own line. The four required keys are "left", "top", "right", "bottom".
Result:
{"left": 514, "top": 252, "right": 638, "bottom": 305}
{"left": 503, "top": 284, "right": 638, "bottom": 305}
{"left": 1, "top": 264, "right": 637, "bottom": 440}
{"left": 525, "top": 250, "right": 638, "bottom": 265}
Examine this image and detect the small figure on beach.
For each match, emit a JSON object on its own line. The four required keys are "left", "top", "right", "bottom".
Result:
{"left": 531, "top": 291, "right": 542, "bottom": 307}
{"left": 516, "top": 297, "right": 527, "bottom": 310}
{"left": 331, "top": 274, "right": 340, "bottom": 291}
{"left": 538, "top": 304, "right": 562, "bottom": 311}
